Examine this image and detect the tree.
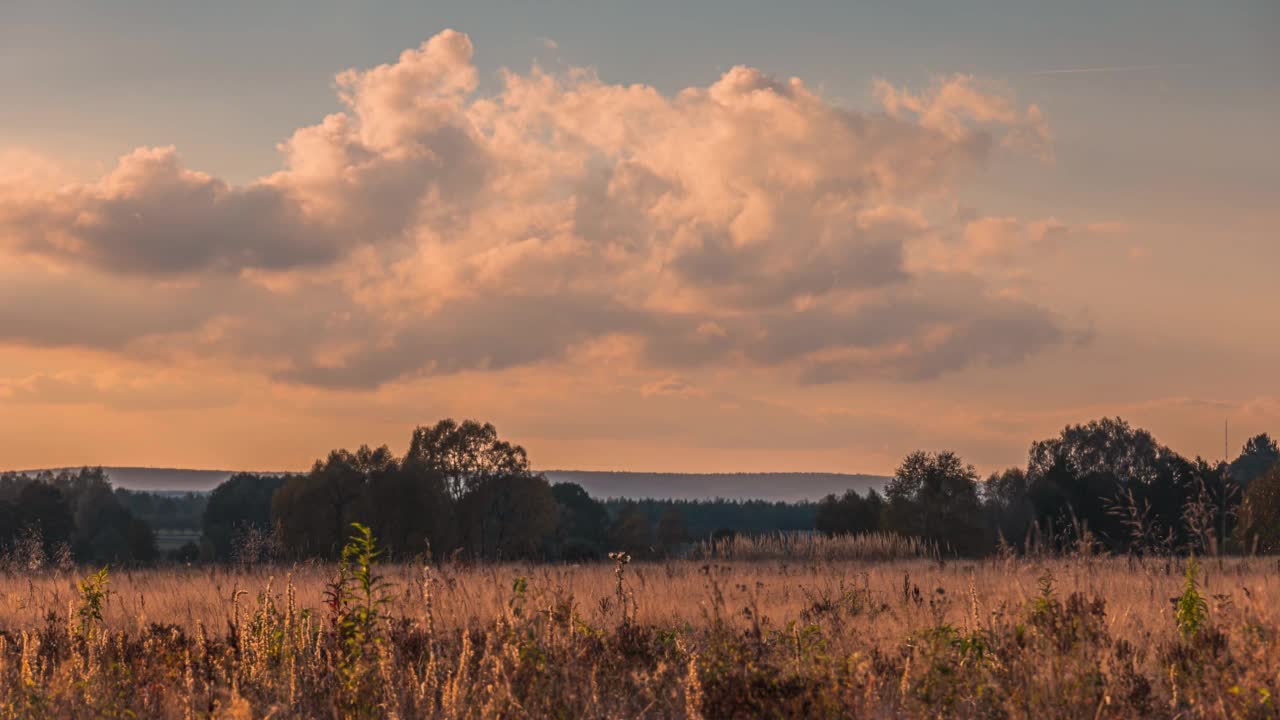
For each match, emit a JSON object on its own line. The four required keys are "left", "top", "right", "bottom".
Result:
{"left": 815, "top": 488, "right": 883, "bottom": 536}
{"left": 1229, "top": 433, "right": 1280, "bottom": 489}
{"left": 406, "top": 419, "right": 531, "bottom": 498}
{"left": 358, "top": 461, "right": 452, "bottom": 561}
{"left": 203, "top": 473, "right": 288, "bottom": 561}
{"left": 981, "top": 468, "right": 1034, "bottom": 546}
{"left": 52, "top": 468, "right": 155, "bottom": 564}
{"left": 1027, "top": 457, "right": 1130, "bottom": 553}
{"left": 1180, "top": 458, "right": 1240, "bottom": 555}
{"left": 656, "top": 507, "right": 689, "bottom": 555}
{"left": 271, "top": 422, "right": 550, "bottom": 562}
{"left": 117, "top": 489, "right": 206, "bottom": 532}
{"left": 456, "top": 474, "right": 559, "bottom": 560}
{"left": 883, "top": 451, "right": 986, "bottom": 555}
{"left": 273, "top": 446, "right": 397, "bottom": 558}
{"left": 1026, "top": 418, "right": 1200, "bottom": 553}
{"left": 550, "top": 482, "right": 608, "bottom": 560}
{"left": 608, "top": 502, "right": 653, "bottom": 557}
{"left": 1235, "top": 464, "right": 1280, "bottom": 553}
{"left": 406, "top": 419, "right": 553, "bottom": 559}
{"left": 1028, "top": 418, "right": 1167, "bottom": 486}
{"left": 126, "top": 517, "right": 159, "bottom": 563}
{"left": 16, "top": 481, "right": 73, "bottom": 553}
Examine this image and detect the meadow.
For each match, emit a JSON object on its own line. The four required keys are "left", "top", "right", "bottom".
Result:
{"left": 0, "top": 533, "right": 1275, "bottom": 718}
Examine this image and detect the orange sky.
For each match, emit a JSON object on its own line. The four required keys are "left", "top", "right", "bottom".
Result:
{"left": 1, "top": 22, "right": 1277, "bottom": 476}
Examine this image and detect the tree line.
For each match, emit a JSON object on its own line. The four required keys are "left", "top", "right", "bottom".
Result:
{"left": 0, "top": 468, "right": 158, "bottom": 566}
{"left": 1, "top": 416, "right": 1278, "bottom": 565}
{"left": 816, "top": 418, "right": 1280, "bottom": 556}
{"left": 205, "top": 420, "right": 817, "bottom": 564}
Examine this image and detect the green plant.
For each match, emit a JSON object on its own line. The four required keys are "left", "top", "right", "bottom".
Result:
{"left": 1030, "top": 567, "right": 1056, "bottom": 620}
{"left": 1175, "top": 555, "right": 1209, "bottom": 640}
{"left": 76, "top": 566, "right": 110, "bottom": 637}
{"left": 509, "top": 575, "right": 528, "bottom": 619}
{"left": 324, "top": 523, "right": 392, "bottom": 716}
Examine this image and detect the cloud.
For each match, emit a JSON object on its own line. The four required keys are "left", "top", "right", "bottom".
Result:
{"left": 0, "top": 371, "right": 241, "bottom": 412}
{"left": 0, "top": 29, "right": 1070, "bottom": 389}
{"left": 0, "top": 263, "right": 236, "bottom": 350}
{"left": 907, "top": 214, "right": 1072, "bottom": 274}
{"left": 781, "top": 274, "right": 1071, "bottom": 383}
{"left": 874, "top": 74, "right": 1052, "bottom": 159}
{"left": 0, "top": 147, "right": 349, "bottom": 275}
{"left": 640, "top": 376, "right": 707, "bottom": 399}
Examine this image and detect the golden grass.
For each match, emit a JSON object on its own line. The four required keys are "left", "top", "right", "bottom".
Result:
{"left": 696, "top": 530, "right": 937, "bottom": 562}
{"left": 3, "top": 556, "right": 1273, "bottom": 639}
{"left": 0, "top": 554, "right": 1276, "bottom": 717}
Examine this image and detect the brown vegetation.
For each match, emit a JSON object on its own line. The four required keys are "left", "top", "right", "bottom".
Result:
{"left": 0, "top": 534, "right": 1276, "bottom": 718}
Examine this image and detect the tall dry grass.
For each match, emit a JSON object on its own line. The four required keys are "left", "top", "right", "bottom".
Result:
{"left": 0, "top": 552, "right": 1276, "bottom": 717}
{"left": 695, "top": 530, "right": 936, "bottom": 562}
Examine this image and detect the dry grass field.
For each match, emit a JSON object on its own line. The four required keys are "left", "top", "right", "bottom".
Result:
{"left": 0, "top": 536, "right": 1276, "bottom": 718}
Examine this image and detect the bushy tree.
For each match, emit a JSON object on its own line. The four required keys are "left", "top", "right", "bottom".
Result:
{"left": 1229, "top": 433, "right": 1280, "bottom": 489}
{"left": 116, "top": 489, "right": 206, "bottom": 532}
{"left": 16, "top": 481, "right": 74, "bottom": 553}
{"left": 550, "top": 482, "right": 609, "bottom": 560}
{"left": 1179, "top": 458, "right": 1241, "bottom": 555}
{"left": 406, "top": 419, "right": 530, "bottom": 498}
{"left": 274, "top": 446, "right": 398, "bottom": 558}
{"left": 457, "top": 474, "right": 559, "bottom": 560}
{"left": 656, "top": 507, "right": 690, "bottom": 555}
{"left": 358, "top": 462, "right": 452, "bottom": 561}
{"left": 0, "top": 470, "right": 156, "bottom": 564}
{"left": 1235, "top": 464, "right": 1280, "bottom": 553}
{"left": 52, "top": 468, "right": 155, "bottom": 564}
{"left": 981, "top": 467, "right": 1034, "bottom": 546}
{"left": 273, "top": 421, "right": 557, "bottom": 562}
{"left": 203, "top": 473, "right": 288, "bottom": 561}
{"left": 608, "top": 502, "right": 653, "bottom": 557}
{"left": 883, "top": 451, "right": 986, "bottom": 555}
{"left": 1026, "top": 418, "right": 1203, "bottom": 553}
{"left": 815, "top": 488, "right": 883, "bottom": 536}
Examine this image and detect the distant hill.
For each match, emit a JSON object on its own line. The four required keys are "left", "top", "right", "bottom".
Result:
{"left": 542, "top": 471, "right": 887, "bottom": 502}
{"left": 16, "top": 467, "right": 244, "bottom": 493}
{"left": 15, "top": 466, "right": 887, "bottom": 502}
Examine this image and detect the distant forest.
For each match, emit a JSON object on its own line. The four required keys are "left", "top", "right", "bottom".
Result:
{"left": 1, "top": 417, "right": 1279, "bottom": 565}
{"left": 45, "top": 467, "right": 884, "bottom": 502}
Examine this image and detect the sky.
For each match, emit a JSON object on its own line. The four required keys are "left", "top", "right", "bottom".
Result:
{"left": 0, "top": 1, "right": 1277, "bottom": 475}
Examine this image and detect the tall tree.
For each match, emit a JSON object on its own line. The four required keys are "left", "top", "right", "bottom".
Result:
{"left": 815, "top": 489, "right": 883, "bottom": 536}
{"left": 457, "top": 474, "right": 559, "bottom": 560}
{"left": 1235, "top": 464, "right": 1280, "bottom": 554}
{"left": 551, "top": 482, "right": 608, "bottom": 560}
{"left": 203, "top": 473, "right": 288, "bottom": 561}
{"left": 406, "top": 419, "right": 531, "bottom": 498}
{"left": 608, "top": 502, "right": 653, "bottom": 557}
{"left": 359, "top": 460, "right": 452, "bottom": 561}
{"left": 16, "top": 481, "right": 73, "bottom": 553}
{"left": 52, "top": 468, "right": 155, "bottom": 564}
{"left": 1229, "top": 433, "right": 1280, "bottom": 489}
{"left": 981, "top": 468, "right": 1034, "bottom": 546}
{"left": 1028, "top": 418, "right": 1168, "bottom": 486}
{"left": 274, "top": 446, "right": 397, "bottom": 558}
{"left": 883, "top": 451, "right": 986, "bottom": 555}
{"left": 1026, "top": 418, "right": 1200, "bottom": 553}
{"left": 656, "top": 507, "right": 690, "bottom": 554}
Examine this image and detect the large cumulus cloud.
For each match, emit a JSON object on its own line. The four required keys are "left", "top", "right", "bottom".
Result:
{"left": 0, "top": 29, "right": 1074, "bottom": 388}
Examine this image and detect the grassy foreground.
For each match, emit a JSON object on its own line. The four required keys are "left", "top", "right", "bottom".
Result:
{"left": 0, "top": 548, "right": 1276, "bottom": 717}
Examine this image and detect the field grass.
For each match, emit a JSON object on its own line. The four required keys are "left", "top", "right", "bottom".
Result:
{"left": 0, "top": 544, "right": 1276, "bottom": 717}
